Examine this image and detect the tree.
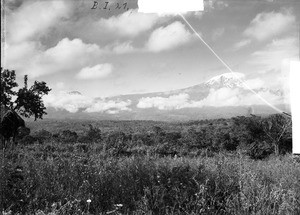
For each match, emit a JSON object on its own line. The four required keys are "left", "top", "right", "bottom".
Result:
{"left": 232, "top": 114, "right": 292, "bottom": 157}
{"left": 0, "top": 68, "right": 51, "bottom": 120}
{"left": 262, "top": 114, "right": 292, "bottom": 156}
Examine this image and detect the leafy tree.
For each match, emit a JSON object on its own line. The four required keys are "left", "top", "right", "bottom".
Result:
{"left": 0, "top": 68, "right": 18, "bottom": 108}
{"left": 0, "top": 68, "right": 51, "bottom": 120}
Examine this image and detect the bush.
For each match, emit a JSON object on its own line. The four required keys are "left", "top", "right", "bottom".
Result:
{"left": 105, "top": 131, "right": 129, "bottom": 156}
{"left": 18, "top": 135, "right": 37, "bottom": 145}
{"left": 221, "top": 133, "right": 239, "bottom": 151}
{"left": 59, "top": 130, "right": 78, "bottom": 143}
{"left": 32, "top": 129, "right": 52, "bottom": 144}
{"left": 247, "top": 141, "right": 273, "bottom": 160}
{"left": 78, "top": 124, "right": 102, "bottom": 143}
{"left": 16, "top": 127, "right": 31, "bottom": 140}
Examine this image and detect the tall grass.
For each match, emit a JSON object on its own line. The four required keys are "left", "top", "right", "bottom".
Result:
{"left": 1, "top": 142, "right": 299, "bottom": 214}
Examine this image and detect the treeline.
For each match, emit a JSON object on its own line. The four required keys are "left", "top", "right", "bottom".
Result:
{"left": 18, "top": 114, "right": 292, "bottom": 160}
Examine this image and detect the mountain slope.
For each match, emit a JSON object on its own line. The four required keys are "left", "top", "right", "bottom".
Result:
{"left": 45, "top": 72, "right": 289, "bottom": 121}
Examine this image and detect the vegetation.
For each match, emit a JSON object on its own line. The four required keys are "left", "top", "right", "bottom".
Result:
{"left": 0, "top": 68, "right": 51, "bottom": 120}
{"left": 0, "top": 68, "right": 295, "bottom": 214}
{"left": 1, "top": 114, "right": 298, "bottom": 214}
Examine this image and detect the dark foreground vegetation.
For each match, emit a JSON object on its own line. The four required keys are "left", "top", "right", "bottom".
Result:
{"left": 1, "top": 114, "right": 299, "bottom": 214}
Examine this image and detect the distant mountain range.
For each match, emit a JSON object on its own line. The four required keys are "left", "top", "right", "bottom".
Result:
{"left": 45, "top": 72, "right": 290, "bottom": 121}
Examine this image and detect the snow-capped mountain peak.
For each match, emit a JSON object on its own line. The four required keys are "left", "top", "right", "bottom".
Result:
{"left": 205, "top": 72, "right": 245, "bottom": 88}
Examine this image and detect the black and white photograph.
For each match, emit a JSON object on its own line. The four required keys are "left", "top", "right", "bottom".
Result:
{"left": 1, "top": 0, "right": 300, "bottom": 214}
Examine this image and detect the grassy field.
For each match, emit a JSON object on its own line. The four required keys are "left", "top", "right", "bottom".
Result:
{"left": 1, "top": 115, "right": 299, "bottom": 214}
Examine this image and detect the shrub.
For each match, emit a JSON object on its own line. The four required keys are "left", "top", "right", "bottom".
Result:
{"left": 59, "top": 130, "right": 78, "bottom": 143}
{"left": 32, "top": 129, "right": 52, "bottom": 144}
{"left": 105, "top": 131, "right": 129, "bottom": 156}
{"left": 18, "top": 135, "right": 37, "bottom": 145}
{"left": 16, "top": 127, "right": 31, "bottom": 140}
{"left": 247, "top": 141, "right": 273, "bottom": 160}
{"left": 78, "top": 124, "right": 102, "bottom": 143}
{"left": 221, "top": 133, "right": 239, "bottom": 151}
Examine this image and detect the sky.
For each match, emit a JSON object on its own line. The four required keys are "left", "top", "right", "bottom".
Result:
{"left": 2, "top": 0, "right": 299, "bottom": 113}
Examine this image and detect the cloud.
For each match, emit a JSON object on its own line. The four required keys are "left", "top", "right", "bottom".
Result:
{"left": 211, "top": 27, "right": 225, "bottom": 41}
{"left": 138, "top": 0, "right": 204, "bottom": 15}
{"left": 137, "top": 94, "right": 190, "bottom": 110}
{"left": 243, "top": 9, "right": 295, "bottom": 41}
{"left": 44, "top": 91, "right": 131, "bottom": 114}
{"left": 5, "top": 38, "right": 104, "bottom": 78}
{"left": 44, "top": 92, "right": 93, "bottom": 113}
{"left": 145, "top": 21, "right": 193, "bottom": 52}
{"left": 55, "top": 82, "right": 66, "bottom": 90}
{"left": 7, "top": 1, "right": 71, "bottom": 43}
{"left": 234, "top": 9, "right": 296, "bottom": 50}
{"left": 205, "top": 0, "right": 229, "bottom": 11}
{"left": 4, "top": 41, "right": 42, "bottom": 72}
{"left": 76, "top": 64, "right": 113, "bottom": 80}
{"left": 85, "top": 99, "right": 132, "bottom": 113}
{"left": 43, "top": 38, "right": 101, "bottom": 66}
{"left": 250, "top": 37, "right": 298, "bottom": 73}
{"left": 107, "top": 21, "right": 194, "bottom": 53}
{"left": 243, "top": 78, "right": 265, "bottom": 89}
{"left": 197, "top": 88, "right": 241, "bottom": 107}
{"left": 98, "top": 9, "right": 159, "bottom": 37}
{"left": 233, "top": 39, "right": 251, "bottom": 50}
{"left": 137, "top": 87, "right": 284, "bottom": 110}
{"left": 109, "top": 41, "right": 136, "bottom": 54}
{"left": 199, "top": 88, "right": 283, "bottom": 107}
{"left": 193, "top": 11, "right": 203, "bottom": 19}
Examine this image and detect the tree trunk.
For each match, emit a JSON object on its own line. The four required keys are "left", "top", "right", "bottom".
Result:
{"left": 274, "top": 142, "right": 279, "bottom": 156}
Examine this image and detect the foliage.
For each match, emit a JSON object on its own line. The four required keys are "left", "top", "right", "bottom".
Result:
{"left": 78, "top": 124, "right": 102, "bottom": 143}
{"left": 1, "top": 114, "right": 294, "bottom": 213}
{"left": 0, "top": 68, "right": 18, "bottom": 108}
{"left": 0, "top": 68, "right": 51, "bottom": 120}
{"left": 231, "top": 115, "right": 292, "bottom": 158}
{"left": 24, "top": 114, "right": 292, "bottom": 158}
{"left": 59, "top": 130, "right": 78, "bottom": 143}
{"left": 1, "top": 145, "right": 299, "bottom": 214}
{"left": 32, "top": 129, "right": 52, "bottom": 144}
{"left": 261, "top": 114, "right": 292, "bottom": 155}
{"left": 247, "top": 140, "right": 273, "bottom": 160}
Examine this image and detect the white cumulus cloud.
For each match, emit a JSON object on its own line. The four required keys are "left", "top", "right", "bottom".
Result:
{"left": 243, "top": 78, "right": 265, "bottom": 89}
{"left": 234, "top": 9, "right": 296, "bottom": 50}
{"left": 250, "top": 37, "right": 298, "bottom": 73}
{"left": 110, "top": 41, "right": 136, "bottom": 54}
{"left": 137, "top": 88, "right": 284, "bottom": 110}
{"left": 44, "top": 92, "right": 132, "bottom": 114}
{"left": 85, "top": 99, "right": 132, "bottom": 113}
{"left": 243, "top": 9, "right": 295, "bottom": 41}
{"left": 137, "top": 93, "right": 190, "bottom": 110}
{"left": 199, "top": 88, "right": 283, "bottom": 107}
{"left": 4, "top": 38, "right": 104, "bottom": 78}
{"left": 76, "top": 64, "right": 113, "bottom": 80}
{"left": 98, "top": 9, "right": 159, "bottom": 37}
{"left": 146, "top": 21, "right": 193, "bottom": 52}
{"left": 44, "top": 92, "right": 93, "bottom": 113}
{"left": 7, "top": 1, "right": 71, "bottom": 43}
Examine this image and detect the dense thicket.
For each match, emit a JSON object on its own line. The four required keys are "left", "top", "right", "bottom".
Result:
{"left": 23, "top": 114, "right": 292, "bottom": 159}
